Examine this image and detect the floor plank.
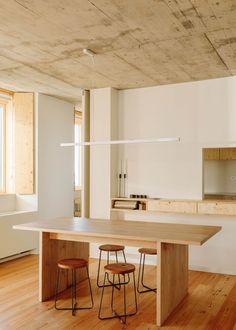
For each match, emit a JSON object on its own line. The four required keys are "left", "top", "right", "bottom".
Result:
{"left": 0, "top": 255, "right": 235, "bottom": 329}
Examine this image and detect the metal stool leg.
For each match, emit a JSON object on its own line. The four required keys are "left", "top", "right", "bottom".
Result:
{"left": 54, "top": 268, "right": 60, "bottom": 310}
{"left": 119, "top": 273, "right": 138, "bottom": 324}
{"left": 72, "top": 266, "right": 93, "bottom": 311}
{"left": 107, "top": 252, "right": 129, "bottom": 289}
{"left": 98, "top": 272, "right": 107, "bottom": 319}
{"left": 86, "top": 266, "right": 94, "bottom": 308}
{"left": 55, "top": 266, "right": 94, "bottom": 314}
{"left": 111, "top": 274, "right": 115, "bottom": 312}
{"left": 133, "top": 272, "right": 138, "bottom": 313}
{"left": 123, "top": 274, "right": 127, "bottom": 324}
{"left": 137, "top": 253, "right": 157, "bottom": 293}
{"left": 97, "top": 250, "right": 114, "bottom": 288}
{"left": 97, "top": 250, "right": 125, "bottom": 290}
{"left": 122, "top": 250, "right": 130, "bottom": 284}
{"left": 74, "top": 269, "right": 77, "bottom": 303}
{"left": 96, "top": 250, "right": 103, "bottom": 287}
{"left": 72, "top": 269, "right": 76, "bottom": 315}
{"left": 115, "top": 252, "right": 121, "bottom": 289}
{"left": 98, "top": 271, "right": 138, "bottom": 323}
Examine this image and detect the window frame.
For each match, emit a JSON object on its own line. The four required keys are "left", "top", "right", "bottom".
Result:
{"left": 0, "top": 102, "right": 6, "bottom": 193}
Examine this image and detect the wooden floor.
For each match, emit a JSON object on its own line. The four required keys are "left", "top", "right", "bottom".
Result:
{"left": 0, "top": 255, "right": 235, "bottom": 330}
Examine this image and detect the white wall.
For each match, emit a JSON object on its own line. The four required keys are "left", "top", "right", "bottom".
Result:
{"left": 37, "top": 94, "right": 74, "bottom": 219}
{"left": 0, "top": 194, "right": 16, "bottom": 213}
{"left": 118, "top": 76, "right": 236, "bottom": 199}
{"left": 0, "top": 94, "right": 74, "bottom": 259}
{"left": 0, "top": 211, "right": 38, "bottom": 259}
{"left": 116, "top": 76, "right": 236, "bottom": 274}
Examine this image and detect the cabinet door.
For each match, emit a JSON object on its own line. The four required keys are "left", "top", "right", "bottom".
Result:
{"left": 219, "top": 148, "right": 236, "bottom": 160}
{"left": 203, "top": 148, "right": 220, "bottom": 160}
{"left": 198, "top": 201, "right": 236, "bottom": 215}
{"left": 147, "top": 200, "right": 197, "bottom": 214}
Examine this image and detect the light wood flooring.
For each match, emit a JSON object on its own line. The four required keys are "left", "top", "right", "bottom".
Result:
{"left": 0, "top": 255, "right": 235, "bottom": 330}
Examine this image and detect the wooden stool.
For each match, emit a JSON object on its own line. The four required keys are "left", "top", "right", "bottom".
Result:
{"left": 55, "top": 258, "right": 94, "bottom": 316}
{"left": 98, "top": 263, "right": 138, "bottom": 324}
{"left": 137, "top": 248, "right": 157, "bottom": 293}
{"left": 97, "top": 244, "right": 129, "bottom": 288}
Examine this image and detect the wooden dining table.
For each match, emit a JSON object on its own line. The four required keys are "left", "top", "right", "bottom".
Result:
{"left": 14, "top": 217, "right": 221, "bottom": 326}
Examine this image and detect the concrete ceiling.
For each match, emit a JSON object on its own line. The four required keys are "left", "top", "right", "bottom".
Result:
{"left": 0, "top": 0, "right": 236, "bottom": 102}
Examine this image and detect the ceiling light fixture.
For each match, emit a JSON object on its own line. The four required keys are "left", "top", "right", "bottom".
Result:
{"left": 60, "top": 137, "right": 180, "bottom": 147}
{"left": 75, "top": 49, "right": 181, "bottom": 148}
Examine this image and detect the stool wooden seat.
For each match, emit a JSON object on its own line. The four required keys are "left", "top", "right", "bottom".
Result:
{"left": 55, "top": 258, "right": 93, "bottom": 316}
{"left": 138, "top": 248, "right": 157, "bottom": 255}
{"left": 99, "top": 244, "right": 124, "bottom": 252}
{"left": 97, "top": 244, "right": 128, "bottom": 288}
{"left": 137, "top": 248, "right": 157, "bottom": 294}
{"left": 104, "top": 263, "right": 135, "bottom": 275}
{"left": 98, "top": 262, "right": 137, "bottom": 324}
{"left": 58, "top": 258, "right": 87, "bottom": 270}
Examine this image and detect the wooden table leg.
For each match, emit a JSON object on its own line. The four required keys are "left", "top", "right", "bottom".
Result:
{"left": 156, "top": 242, "right": 188, "bottom": 326}
{"left": 39, "top": 232, "right": 89, "bottom": 301}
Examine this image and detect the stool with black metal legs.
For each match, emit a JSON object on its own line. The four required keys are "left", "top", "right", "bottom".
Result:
{"left": 97, "top": 244, "right": 129, "bottom": 288}
{"left": 137, "top": 248, "right": 157, "bottom": 293}
{"left": 98, "top": 263, "right": 138, "bottom": 325}
{"left": 54, "top": 258, "right": 94, "bottom": 316}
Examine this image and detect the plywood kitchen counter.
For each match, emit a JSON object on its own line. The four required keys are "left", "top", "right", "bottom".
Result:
{"left": 111, "top": 197, "right": 236, "bottom": 216}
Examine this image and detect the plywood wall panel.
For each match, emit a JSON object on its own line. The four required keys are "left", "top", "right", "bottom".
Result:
{"left": 13, "top": 92, "right": 34, "bottom": 194}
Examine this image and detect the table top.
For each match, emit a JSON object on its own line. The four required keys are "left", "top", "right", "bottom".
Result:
{"left": 13, "top": 217, "right": 221, "bottom": 246}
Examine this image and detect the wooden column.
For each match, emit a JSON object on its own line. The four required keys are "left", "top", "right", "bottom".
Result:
{"left": 39, "top": 232, "right": 89, "bottom": 301}
{"left": 156, "top": 242, "right": 188, "bottom": 326}
{"left": 81, "top": 90, "right": 90, "bottom": 218}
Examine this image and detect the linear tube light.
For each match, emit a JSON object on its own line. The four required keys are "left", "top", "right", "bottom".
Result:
{"left": 60, "top": 137, "right": 180, "bottom": 147}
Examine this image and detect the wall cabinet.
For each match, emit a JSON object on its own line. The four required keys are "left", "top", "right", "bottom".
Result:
{"left": 219, "top": 148, "right": 236, "bottom": 160}
{"left": 203, "top": 147, "right": 236, "bottom": 160}
{"left": 203, "top": 148, "right": 220, "bottom": 160}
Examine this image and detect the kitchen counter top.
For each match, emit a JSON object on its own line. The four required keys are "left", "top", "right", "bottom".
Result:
{"left": 111, "top": 197, "right": 236, "bottom": 216}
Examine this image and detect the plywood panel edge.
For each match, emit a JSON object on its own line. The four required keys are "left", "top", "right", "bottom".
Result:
{"left": 13, "top": 92, "right": 35, "bottom": 194}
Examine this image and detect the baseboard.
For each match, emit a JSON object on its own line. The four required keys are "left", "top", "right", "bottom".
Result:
{"left": 0, "top": 250, "right": 34, "bottom": 263}
{"left": 188, "top": 264, "right": 236, "bottom": 276}
{"left": 90, "top": 250, "right": 157, "bottom": 265}
{"left": 90, "top": 249, "right": 236, "bottom": 275}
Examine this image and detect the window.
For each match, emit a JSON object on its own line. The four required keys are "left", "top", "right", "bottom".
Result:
{"left": 0, "top": 103, "right": 5, "bottom": 192}
{"left": 74, "top": 111, "right": 82, "bottom": 189}
{"left": 0, "top": 91, "right": 34, "bottom": 195}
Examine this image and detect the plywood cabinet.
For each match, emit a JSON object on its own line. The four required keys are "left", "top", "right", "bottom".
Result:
{"left": 111, "top": 198, "right": 236, "bottom": 216}
{"left": 219, "top": 148, "right": 236, "bottom": 160}
{"left": 203, "top": 147, "right": 236, "bottom": 160}
{"left": 198, "top": 201, "right": 236, "bottom": 216}
{"left": 147, "top": 200, "right": 197, "bottom": 214}
{"left": 203, "top": 148, "right": 220, "bottom": 160}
